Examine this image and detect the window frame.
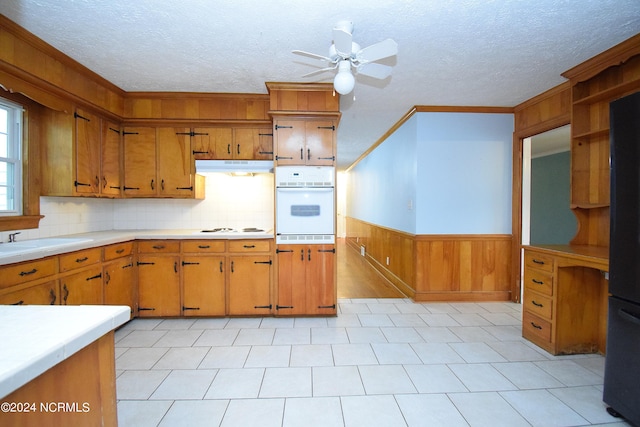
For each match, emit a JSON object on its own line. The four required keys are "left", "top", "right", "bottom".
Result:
{"left": 0, "top": 97, "right": 23, "bottom": 216}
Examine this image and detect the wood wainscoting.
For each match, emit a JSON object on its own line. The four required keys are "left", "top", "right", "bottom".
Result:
{"left": 346, "top": 217, "right": 513, "bottom": 302}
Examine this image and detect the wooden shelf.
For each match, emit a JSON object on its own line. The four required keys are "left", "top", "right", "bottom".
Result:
{"left": 572, "top": 128, "right": 609, "bottom": 140}
{"left": 571, "top": 202, "right": 610, "bottom": 210}
{"left": 573, "top": 78, "right": 640, "bottom": 105}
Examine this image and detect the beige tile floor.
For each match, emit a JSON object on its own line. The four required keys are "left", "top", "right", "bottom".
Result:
{"left": 115, "top": 299, "right": 630, "bottom": 427}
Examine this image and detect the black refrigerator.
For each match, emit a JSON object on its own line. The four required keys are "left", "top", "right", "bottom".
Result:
{"left": 603, "top": 90, "right": 640, "bottom": 426}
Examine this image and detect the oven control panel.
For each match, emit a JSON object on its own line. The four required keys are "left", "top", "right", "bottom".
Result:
{"left": 275, "top": 166, "right": 335, "bottom": 188}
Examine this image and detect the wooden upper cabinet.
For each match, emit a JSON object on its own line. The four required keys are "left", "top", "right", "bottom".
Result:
{"left": 273, "top": 118, "right": 336, "bottom": 166}
{"left": 74, "top": 109, "right": 101, "bottom": 194}
{"left": 122, "top": 127, "right": 202, "bottom": 198}
{"left": 233, "top": 128, "right": 274, "bottom": 160}
{"left": 101, "top": 121, "right": 122, "bottom": 196}
{"left": 122, "top": 127, "right": 157, "bottom": 196}
{"left": 193, "top": 128, "right": 232, "bottom": 160}
{"left": 191, "top": 127, "right": 273, "bottom": 160}
{"left": 157, "top": 127, "right": 193, "bottom": 196}
{"left": 41, "top": 107, "right": 122, "bottom": 198}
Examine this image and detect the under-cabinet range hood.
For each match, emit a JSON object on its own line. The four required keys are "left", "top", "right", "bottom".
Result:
{"left": 195, "top": 160, "right": 274, "bottom": 174}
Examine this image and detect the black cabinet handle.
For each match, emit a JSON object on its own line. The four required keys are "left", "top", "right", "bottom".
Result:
{"left": 244, "top": 245, "right": 256, "bottom": 249}
{"left": 532, "top": 259, "right": 545, "bottom": 265}
{"left": 530, "top": 322, "right": 542, "bottom": 330}
{"left": 19, "top": 268, "right": 38, "bottom": 276}
{"left": 182, "top": 261, "right": 201, "bottom": 266}
{"left": 254, "top": 305, "right": 272, "bottom": 309}
{"left": 254, "top": 260, "right": 273, "bottom": 265}
{"left": 86, "top": 273, "right": 102, "bottom": 281}
{"left": 532, "top": 279, "right": 544, "bottom": 285}
{"left": 74, "top": 180, "right": 91, "bottom": 187}
{"left": 300, "top": 148, "right": 303, "bottom": 160}
{"left": 318, "top": 304, "right": 336, "bottom": 309}
{"left": 75, "top": 256, "right": 89, "bottom": 263}
{"left": 220, "top": 261, "right": 223, "bottom": 273}
{"left": 183, "top": 306, "right": 200, "bottom": 311}
{"left": 532, "top": 300, "right": 543, "bottom": 308}
{"left": 49, "top": 289, "right": 56, "bottom": 305}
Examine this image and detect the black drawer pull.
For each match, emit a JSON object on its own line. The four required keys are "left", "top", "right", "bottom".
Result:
{"left": 532, "top": 279, "right": 544, "bottom": 285}
{"left": 152, "top": 245, "right": 165, "bottom": 249}
{"left": 254, "top": 260, "right": 273, "bottom": 265}
{"left": 532, "top": 300, "right": 544, "bottom": 308}
{"left": 183, "top": 306, "right": 200, "bottom": 311}
{"left": 318, "top": 304, "right": 337, "bottom": 309}
{"left": 243, "top": 245, "right": 256, "bottom": 249}
{"left": 11, "top": 300, "right": 24, "bottom": 305}
{"left": 198, "top": 245, "right": 211, "bottom": 249}
{"left": 276, "top": 305, "right": 294, "bottom": 310}
{"left": 530, "top": 322, "right": 542, "bottom": 330}
{"left": 86, "top": 273, "right": 102, "bottom": 281}
{"left": 75, "top": 256, "right": 89, "bottom": 263}
{"left": 19, "top": 268, "right": 38, "bottom": 276}
{"left": 254, "top": 305, "right": 272, "bottom": 309}
{"left": 532, "top": 259, "right": 545, "bottom": 265}
{"left": 116, "top": 249, "right": 125, "bottom": 254}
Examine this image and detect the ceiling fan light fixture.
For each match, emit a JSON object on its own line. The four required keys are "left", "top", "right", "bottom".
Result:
{"left": 333, "top": 60, "right": 355, "bottom": 95}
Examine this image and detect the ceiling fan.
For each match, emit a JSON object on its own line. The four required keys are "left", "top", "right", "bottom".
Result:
{"left": 292, "top": 21, "right": 398, "bottom": 95}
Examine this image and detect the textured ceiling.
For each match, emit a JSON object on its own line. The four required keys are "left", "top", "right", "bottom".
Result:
{"left": 1, "top": 1, "right": 639, "bottom": 168}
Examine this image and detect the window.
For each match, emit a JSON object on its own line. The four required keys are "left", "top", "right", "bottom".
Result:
{"left": 0, "top": 98, "right": 23, "bottom": 216}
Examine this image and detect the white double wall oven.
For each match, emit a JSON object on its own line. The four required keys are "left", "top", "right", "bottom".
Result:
{"left": 275, "top": 166, "right": 335, "bottom": 244}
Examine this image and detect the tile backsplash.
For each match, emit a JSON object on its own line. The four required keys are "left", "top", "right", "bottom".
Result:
{"left": 1, "top": 173, "right": 274, "bottom": 242}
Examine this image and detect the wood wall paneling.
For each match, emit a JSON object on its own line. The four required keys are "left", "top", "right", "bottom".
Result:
{"left": 346, "top": 217, "right": 512, "bottom": 302}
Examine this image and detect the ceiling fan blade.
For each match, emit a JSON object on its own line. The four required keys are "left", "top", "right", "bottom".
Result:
{"left": 356, "top": 39, "right": 398, "bottom": 63}
{"left": 301, "top": 64, "right": 339, "bottom": 78}
{"left": 332, "top": 27, "right": 353, "bottom": 57}
{"left": 356, "top": 62, "right": 393, "bottom": 79}
{"left": 292, "top": 50, "right": 332, "bottom": 62}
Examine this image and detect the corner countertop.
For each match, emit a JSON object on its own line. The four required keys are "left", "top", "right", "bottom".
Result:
{"left": 0, "top": 229, "right": 275, "bottom": 265}
{"left": 0, "top": 305, "right": 130, "bottom": 399}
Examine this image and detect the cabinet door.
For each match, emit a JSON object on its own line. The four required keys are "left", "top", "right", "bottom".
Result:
{"left": 228, "top": 255, "right": 272, "bottom": 315}
{"left": 101, "top": 122, "right": 122, "bottom": 197}
{"left": 192, "top": 128, "right": 233, "bottom": 160}
{"left": 137, "top": 255, "right": 181, "bottom": 316}
{"left": 210, "top": 128, "right": 237, "bottom": 160}
{"left": 306, "top": 245, "right": 336, "bottom": 314}
{"left": 74, "top": 108, "right": 101, "bottom": 194}
{"left": 276, "top": 245, "right": 307, "bottom": 315}
{"left": 60, "top": 266, "right": 104, "bottom": 305}
{"left": 0, "top": 281, "right": 58, "bottom": 306}
{"left": 123, "top": 127, "right": 157, "bottom": 196}
{"left": 103, "top": 256, "right": 135, "bottom": 317}
{"left": 305, "top": 120, "right": 336, "bottom": 166}
{"left": 234, "top": 128, "right": 274, "bottom": 160}
{"left": 274, "top": 120, "right": 305, "bottom": 165}
{"left": 182, "top": 255, "right": 226, "bottom": 316}
{"left": 157, "top": 127, "right": 193, "bottom": 197}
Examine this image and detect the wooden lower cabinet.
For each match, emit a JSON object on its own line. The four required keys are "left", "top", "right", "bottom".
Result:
{"left": 182, "top": 255, "right": 226, "bottom": 316}
{"left": 103, "top": 255, "right": 135, "bottom": 316}
{"left": 276, "top": 244, "right": 336, "bottom": 316}
{"left": 137, "top": 255, "right": 181, "bottom": 316}
{"left": 60, "top": 265, "right": 104, "bottom": 305}
{"left": 0, "top": 280, "right": 58, "bottom": 305}
{"left": 227, "top": 255, "right": 272, "bottom": 315}
{"left": 522, "top": 246, "right": 608, "bottom": 355}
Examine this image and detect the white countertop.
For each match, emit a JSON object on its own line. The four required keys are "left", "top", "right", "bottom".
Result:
{"left": 0, "top": 229, "right": 274, "bottom": 265}
{"left": 0, "top": 305, "right": 130, "bottom": 399}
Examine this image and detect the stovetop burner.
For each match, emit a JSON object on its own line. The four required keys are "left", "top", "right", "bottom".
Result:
{"left": 200, "top": 227, "right": 265, "bottom": 233}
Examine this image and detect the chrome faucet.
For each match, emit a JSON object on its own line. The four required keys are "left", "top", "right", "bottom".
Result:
{"left": 8, "top": 232, "right": 21, "bottom": 242}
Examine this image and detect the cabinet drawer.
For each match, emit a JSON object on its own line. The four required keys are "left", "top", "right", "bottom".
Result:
{"left": 138, "top": 240, "right": 180, "bottom": 253}
{"left": 103, "top": 242, "right": 134, "bottom": 261}
{"left": 524, "top": 290, "right": 553, "bottom": 320}
{"left": 523, "top": 268, "right": 553, "bottom": 296}
{"left": 59, "top": 248, "right": 102, "bottom": 272}
{"left": 0, "top": 258, "right": 57, "bottom": 289}
{"left": 523, "top": 311, "right": 552, "bottom": 343}
{"left": 229, "top": 240, "right": 271, "bottom": 253}
{"left": 182, "top": 240, "right": 226, "bottom": 253}
{"left": 524, "top": 251, "right": 554, "bottom": 273}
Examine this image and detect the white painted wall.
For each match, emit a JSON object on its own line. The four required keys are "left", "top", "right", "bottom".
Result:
{"left": 345, "top": 111, "right": 513, "bottom": 235}
{"left": 347, "top": 115, "right": 418, "bottom": 233}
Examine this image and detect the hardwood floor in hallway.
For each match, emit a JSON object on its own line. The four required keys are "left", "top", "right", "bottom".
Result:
{"left": 336, "top": 238, "right": 406, "bottom": 299}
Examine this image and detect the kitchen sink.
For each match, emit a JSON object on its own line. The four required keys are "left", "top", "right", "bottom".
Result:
{"left": 0, "top": 237, "right": 93, "bottom": 255}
